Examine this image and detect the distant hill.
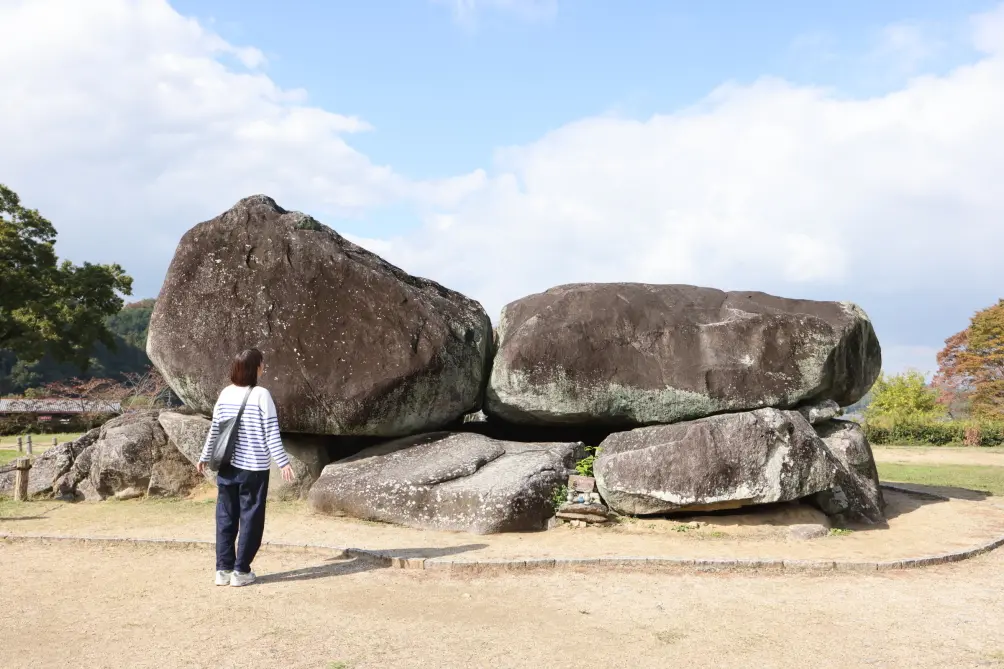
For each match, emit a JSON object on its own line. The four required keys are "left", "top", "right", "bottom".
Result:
{"left": 0, "top": 299, "right": 156, "bottom": 395}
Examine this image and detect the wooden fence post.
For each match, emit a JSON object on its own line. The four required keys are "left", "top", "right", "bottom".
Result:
{"left": 16, "top": 436, "right": 22, "bottom": 453}
{"left": 13, "top": 457, "right": 31, "bottom": 502}
{"left": 52, "top": 436, "right": 58, "bottom": 447}
{"left": 25, "top": 435, "right": 32, "bottom": 456}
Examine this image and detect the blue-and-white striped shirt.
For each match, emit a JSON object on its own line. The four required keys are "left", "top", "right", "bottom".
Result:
{"left": 199, "top": 384, "right": 290, "bottom": 471}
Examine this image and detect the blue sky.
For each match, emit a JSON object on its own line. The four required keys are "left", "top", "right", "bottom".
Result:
{"left": 170, "top": 0, "right": 993, "bottom": 180}
{"left": 2, "top": 0, "right": 1004, "bottom": 377}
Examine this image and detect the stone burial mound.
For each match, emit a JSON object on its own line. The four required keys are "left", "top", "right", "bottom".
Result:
{"left": 11, "top": 193, "right": 884, "bottom": 535}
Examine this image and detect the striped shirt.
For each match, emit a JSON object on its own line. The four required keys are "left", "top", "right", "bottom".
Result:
{"left": 199, "top": 385, "right": 290, "bottom": 471}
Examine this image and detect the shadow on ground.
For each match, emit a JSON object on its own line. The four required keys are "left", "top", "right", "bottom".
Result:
{"left": 367, "top": 543, "right": 489, "bottom": 560}
{"left": 256, "top": 555, "right": 383, "bottom": 584}
{"left": 256, "top": 543, "right": 488, "bottom": 584}
{"left": 882, "top": 481, "right": 989, "bottom": 502}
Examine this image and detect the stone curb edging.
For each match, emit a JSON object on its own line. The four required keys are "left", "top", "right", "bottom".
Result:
{"left": 2, "top": 530, "right": 1003, "bottom": 574}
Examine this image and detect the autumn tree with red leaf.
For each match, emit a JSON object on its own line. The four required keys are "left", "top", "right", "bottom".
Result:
{"left": 933, "top": 300, "right": 1004, "bottom": 420}
{"left": 42, "top": 367, "right": 171, "bottom": 427}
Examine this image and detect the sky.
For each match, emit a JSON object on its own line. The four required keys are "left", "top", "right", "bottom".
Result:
{"left": 2, "top": 0, "right": 1004, "bottom": 377}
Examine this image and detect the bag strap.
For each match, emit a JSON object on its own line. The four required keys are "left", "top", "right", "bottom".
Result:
{"left": 234, "top": 386, "right": 253, "bottom": 427}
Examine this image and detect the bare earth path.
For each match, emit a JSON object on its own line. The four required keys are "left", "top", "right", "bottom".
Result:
{"left": 4, "top": 488, "right": 1004, "bottom": 563}
{"left": 2, "top": 539, "right": 1004, "bottom": 669}
{"left": 873, "top": 446, "right": 1004, "bottom": 467}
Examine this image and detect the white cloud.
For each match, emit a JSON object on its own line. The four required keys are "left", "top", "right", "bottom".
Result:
{"left": 0, "top": 0, "right": 478, "bottom": 290}
{"left": 375, "top": 52, "right": 1004, "bottom": 321}
{"left": 870, "top": 22, "right": 942, "bottom": 74}
{"left": 973, "top": 3, "right": 1004, "bottom": 53}
{"left": 2, "top": 0, "right": 1003, "bottom": 380}
{"left": 432, "top": 0, "right": 559, "bottom": 27}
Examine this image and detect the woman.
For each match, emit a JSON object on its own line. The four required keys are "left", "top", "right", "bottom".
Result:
{"left": 197, "top": 348, "right": 294, "bottom": 587}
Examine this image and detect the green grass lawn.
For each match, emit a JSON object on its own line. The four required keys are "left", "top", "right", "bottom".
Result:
{"left": 878, "top": 444, "right": 1004, "bottom": 455}
{"left": 0, "top": 447, "right": 54, "bottom": 467}
{"left": 0, "top": 432, "right": 83, "bottom": 467}
{"left": 0, "top": 432, "right": 82, "bottom": 448}
{"left": 877, "top": 462, "right": 1004, "bottom": 496}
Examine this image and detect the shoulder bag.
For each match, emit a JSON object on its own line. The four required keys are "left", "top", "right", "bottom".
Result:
{"left": 207, "top": 386, "right": 253, "bottom": 471}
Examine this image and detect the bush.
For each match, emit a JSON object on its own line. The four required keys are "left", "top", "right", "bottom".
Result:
{"left": 864, "top": 416, "right": 1004, "bottom": 447}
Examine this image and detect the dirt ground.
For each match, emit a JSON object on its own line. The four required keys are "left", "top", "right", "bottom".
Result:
{"left": 3, "top": 487, "right": 1004, "bottom": 563}
{"left": 872, "top": 446, "right": 1004, "bottom": 467}
{"left": 2, "top": 538, "right": 1003, "bottom": 669}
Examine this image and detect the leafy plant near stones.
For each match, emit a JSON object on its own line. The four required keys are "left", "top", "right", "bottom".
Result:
{"left": 551, "top": 484, "right": 567, "bottom": 511}
{"left": 575, "top": 446, "right": 602, "bottom": 477}
{"left": 829, "top": 528, "right": 854, "bottom": 536}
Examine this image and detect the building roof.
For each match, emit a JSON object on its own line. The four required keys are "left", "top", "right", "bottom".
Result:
{"left": 0, "top": 398, "right": 122, "bottom": 414}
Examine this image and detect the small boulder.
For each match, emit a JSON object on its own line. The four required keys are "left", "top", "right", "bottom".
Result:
{"left": 87, "top": 411, "right": 168, "bottom": 499}
{"left": 268, "top": 434, "right": 331, "bottom": 501}
{"left": 594, "top": 408, "right": 836, "bottom": 516}
{"left": 0, "top": 429, "right": 99, "bottom": 499}
{"left": 797, "top": 400, "right": 842, "bottom": 425}
{"left": 158, "top": 411, "right": 214, "bottom": 483}
{"left": 308, "top": 432, "right": 579, "bottom": 534}
{"left": 810, "top": 419, "right": 885, "bottom": 524}
{"left": 62, "top": 411, "right": 202, "bottom": 500}
{"left": 788, "top": 523, "right": 829, "bottom": 541}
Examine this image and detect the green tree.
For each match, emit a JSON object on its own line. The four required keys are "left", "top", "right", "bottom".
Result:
{"left": 865, "top": 370, "right": 944, "bottom": 422}
{"left": 0, "top": 184, "right": 132, "bottom": 369}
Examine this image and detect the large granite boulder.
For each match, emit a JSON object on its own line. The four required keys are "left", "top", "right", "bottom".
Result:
{"left": 268, "top": 434, "right": 331, "bottom": 501}
{"left": 0, "top": 429, "right": 99, "bottom": 498}
{"left": 486, "top": 283, "right": 881, "bottom": 426}
{"left": 308, "top": 432, "right": 582, "bottom": 533}
{"left": 594, "top": 408, "right": 837, "bottom": 515}
{"left": 810, "top": 419, "right": 885, "bottom": 524}
{"left": 158, "top": 411, "right": 215, "bottom": 483}
{"left": 147, "top": 195, "right": 492, "bottom": 436}
{"left": 64, "top": 411, "right": 201, "bottom": 500}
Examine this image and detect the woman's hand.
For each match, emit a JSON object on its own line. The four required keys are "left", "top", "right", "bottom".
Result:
{"left": 196, "top": 461, "right": 206, "bottom": 475}
{"left": 280, "top": 464, "right": 295, "bottom": 482}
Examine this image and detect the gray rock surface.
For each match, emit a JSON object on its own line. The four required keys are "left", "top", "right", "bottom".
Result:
{"left": 86, "top": 411, "right": 170, "bottom": 498}
{"left": 308, "top": 432, "right": 580, "bottom": 533}
{"left": 158, "top": 411, "right": 214, "bottom": 482}
{"left": 810, "top": 419, "right": 885, "bottom": 524}
{"left": 594, "top": 408, "right": 837, "bottom": 516}
{"left": 486, "top": 283, "right": 881, "bottom": 426}
{"left": 788, "top": 523, "right": 830, "bottom": 540}
{"left": 797, "top": 399, "right": 842, "bottom": 425}
{"left": 147, "top": 194, "right": 492, "bottom": 436}
{"left": 0, "top": 429, "right": 99, "bottom": 499}
{"left": 47, "top": 412, "right": 203, "bottom": 501}
{"left": 268, "top": 434, "right": 331, "bottom": 500}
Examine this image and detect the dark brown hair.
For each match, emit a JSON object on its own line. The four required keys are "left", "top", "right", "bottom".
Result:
{"left": 230, "top": 348, "right": 264, "bottom": 387}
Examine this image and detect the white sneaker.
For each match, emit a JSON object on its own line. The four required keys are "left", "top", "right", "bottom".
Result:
{"left": 215, "top": 570, "right": 233, "bottom": 586}
{"left": 230, "top": 570, "right": 256, "bottom": 587}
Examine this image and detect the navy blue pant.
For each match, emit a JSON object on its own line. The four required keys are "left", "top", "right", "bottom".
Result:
{"left": 215, "top": 465, "right": 269, "bottom": 573}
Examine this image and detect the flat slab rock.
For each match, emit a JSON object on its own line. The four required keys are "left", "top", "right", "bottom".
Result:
{"left": 486, "top": 283, "right": 881, "bottom": 427}
{"left": 556, "top": 502, "right": 610, "bottom": 522}
{"left": 594, "top": 408, "right": 884, "bottom": 524}
{"left": 147, "top": 195, "right": 492, "bottom": 437}
{"left": 308, "top": 432, "right": 582, "bottom": 534}
{"left": 595, "top": 408, "right": 838, "bottom": 516}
